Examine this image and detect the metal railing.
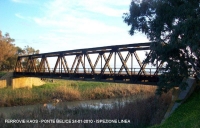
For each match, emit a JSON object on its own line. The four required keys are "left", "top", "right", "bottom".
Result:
{"left": 15, "top": 67, "right": 167, "bottom": 76}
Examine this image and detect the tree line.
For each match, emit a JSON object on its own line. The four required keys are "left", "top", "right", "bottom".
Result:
{"left": 123, "top": 0, "right": 200, "bottom": 94}
{"left": 0, "top": 31, "right": 39, "bottom": 71}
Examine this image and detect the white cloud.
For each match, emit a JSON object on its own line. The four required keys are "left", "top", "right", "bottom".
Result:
{"left": 13, "top": 0, "right": 149, "bottom": 53}
{"left": 81, "top": 0, "right": 131, "bottom": 17}
{"left": 35, "top": 16, "right": 122, "bottom": 34}
{"left": 15, "top": 13, "right": 32, "bottom": 20}
{"left": 15, "top": 13, "right": 25, "bottom": 19}
{"left": 42, "top": 0, "right": 129, "bottom": 17}
{"left": 32, "top": 0, "right": 127, "bottom": 36}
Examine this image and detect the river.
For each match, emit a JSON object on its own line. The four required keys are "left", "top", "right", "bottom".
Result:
{"left": 0, "top": 94, "right": 148, "bottom": 118}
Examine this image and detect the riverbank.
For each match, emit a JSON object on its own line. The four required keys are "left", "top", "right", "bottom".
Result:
{"left": 0, "top": 79, "right": 158, "bottom": 107}
{"left": 0, "top": 79, "right": 173, "bottom": 127}
{"left": 0, "top": 90, "right": 172, "bottom": 128}
{"left": 151, "top": 85, "right": 200, "bottom": 128}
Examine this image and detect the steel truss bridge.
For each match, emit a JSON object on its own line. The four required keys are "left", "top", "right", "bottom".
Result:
{"left": 14, "top": 42, "right": 164, "bottom": 85}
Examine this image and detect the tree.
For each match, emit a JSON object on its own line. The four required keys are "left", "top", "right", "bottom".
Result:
{"left": 0, "top": 31, "right": 40, "bottom": 71}
{"left": 123, "top": 0, "right": 200, "bottom": 94}
{"left": 20, "top": 46, "right": 40, "bottom": 68}
{"left": 0, "top": 31, "right": 16, "bottom": 70}
{"left": 22, "top": 45, "right": 39, "bottom": 55}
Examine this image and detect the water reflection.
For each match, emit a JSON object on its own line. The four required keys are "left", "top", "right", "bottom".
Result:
{"left": 0, "top": 95, "right": 145, "bottom": 118}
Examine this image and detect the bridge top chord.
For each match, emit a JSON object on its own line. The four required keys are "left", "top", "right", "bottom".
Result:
{"left": 17, "top": 42, "right": 152, "bottom": 58}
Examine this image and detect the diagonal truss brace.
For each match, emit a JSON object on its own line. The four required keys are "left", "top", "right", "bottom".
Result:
{"left": 70, "top": 55, "right": 78, "bottom": 73}
{"left": 101, "top": 52, "right": 113, "bottom": 75}
{"left": 61, "top": 56, "right": 70, "bottom": 74}
{"left": 133, "top": 51, "right": 147, "bottom": 75}
{"left": 15, "top": 58, "right": 23, "bottom": 72}
{"left": 26, "top": 58, "right": 37, "bottom": 73}
{"left": 74, "top": 54, "right": 86, "bottom": 73}
{"left": 86, "top": 54, "right": 96, "bottom": 74}
{"left": 136, "top": 50, "right": 152, "bottom": 76}
{"left": 38, "top": 57, "right": 51, "bottom": 73}
{"left": 54, "top": 55, "right": 73, "bottom": 74}
{"left": 118, "top": 52, "right": 131, "bottom": 75}
{"left": 94, "top": 54, "right": 101, "bottom": 69}
{"left": 154, "top": 62, "right": 164, "bottom": 75}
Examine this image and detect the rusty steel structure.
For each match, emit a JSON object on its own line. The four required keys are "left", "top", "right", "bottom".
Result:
{"left": 14, "top": 42, "right": 163, "bottom": 85}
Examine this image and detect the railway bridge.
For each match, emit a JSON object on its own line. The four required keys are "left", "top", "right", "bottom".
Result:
{"left": 14, "top": 42, "right": 164, "bottom": 85}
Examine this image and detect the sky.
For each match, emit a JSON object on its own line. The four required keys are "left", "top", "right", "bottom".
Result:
{"left": 0, "top": 0, "right": 149, "bottom": 54}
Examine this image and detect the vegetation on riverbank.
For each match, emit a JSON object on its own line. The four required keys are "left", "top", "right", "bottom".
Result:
{"left": 151, "top": 85, "right": 200, "bottom": 128}
{"left": 0, "top": 80, "right": 159, "bottom": 107}
{"left": 0, "top": 90, "right": 172, "bottom": 128}
{"left": 0, "top": 79, "right": 174, "bottom": 127}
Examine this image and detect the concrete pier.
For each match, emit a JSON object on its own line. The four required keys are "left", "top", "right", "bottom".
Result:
{"left": 0, "top": 72, "right": 45, "bottom": 89}
{"left": 12, "top": 77, "right": 45, "bottom": 89}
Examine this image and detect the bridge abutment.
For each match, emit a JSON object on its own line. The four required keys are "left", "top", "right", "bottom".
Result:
{"left": 162, "top": 77, "right": 196, "bottom": 123}
{"left": 0, "top": 72, "right": 45, "bottom": 89}
{"left": 12, "top": 77, "right": 45, "bottom": 89}
{"left": 0, "top": 80, "right": 6, "bottom": 88}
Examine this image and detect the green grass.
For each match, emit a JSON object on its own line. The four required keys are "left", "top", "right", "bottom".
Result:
{"left": 69, "top": 81, "right": 109, "bottom": 91}
{"left": 151, "top": 86, "right": 200, "bottom": 128}
{"left": 0, "top": 80, "right": 157, "bottom": 107}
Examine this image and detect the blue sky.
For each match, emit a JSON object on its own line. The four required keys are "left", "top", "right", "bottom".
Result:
{"left": 0, "top": 0, "right": 149, "bottom": 53}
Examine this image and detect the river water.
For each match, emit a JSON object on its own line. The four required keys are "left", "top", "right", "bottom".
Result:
{"left": 0, "top": 94, "right": 148, "bottom": 118}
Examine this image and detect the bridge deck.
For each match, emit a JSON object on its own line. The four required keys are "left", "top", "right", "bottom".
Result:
{"left": 14, "top": 71, "right": 159, "bottom": 85}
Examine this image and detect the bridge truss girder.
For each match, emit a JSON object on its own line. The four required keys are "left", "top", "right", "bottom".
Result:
{"left": 14, "top": 42, "right": 162, "bottom": 84}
